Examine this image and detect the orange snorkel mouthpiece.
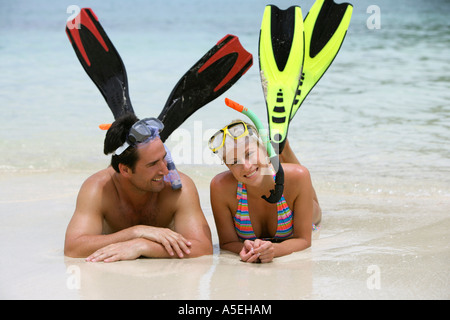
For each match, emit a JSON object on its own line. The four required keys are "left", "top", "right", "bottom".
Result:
{"left": 99, "top": 123, "right": 112, "bottom": 130}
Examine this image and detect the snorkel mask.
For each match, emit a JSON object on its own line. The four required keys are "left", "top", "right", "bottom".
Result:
{"left": 208, "top": 121, "right": 261, "bottom": 154}
{"left": 112, "top": 117, "right": 182, "bottom": 190}
{"left": 114, "top": 117, "right": 164, "bottom": 156}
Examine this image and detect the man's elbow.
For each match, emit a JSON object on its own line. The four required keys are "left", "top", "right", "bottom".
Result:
{"left": 188, "top": 240, "right": 213, "bottom": 258}
{"left": 64, "top": 239, "right": 89, "bottom": 258}
{"left": 64, "top": 246, "right": 82, "bottom": 258}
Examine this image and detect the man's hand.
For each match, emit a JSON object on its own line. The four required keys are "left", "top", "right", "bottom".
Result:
{"left": 86, "top": 238, "right": 147, "bottom": 262}
{"left": 134, "top": 225, "right": 192, "bottom": 258}
{"left": 85, "top": 226, "right": 193, "bottom": 262}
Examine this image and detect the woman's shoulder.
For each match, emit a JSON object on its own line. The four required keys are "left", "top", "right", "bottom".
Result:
{"left": 282, "top": 163, "right": 312, "bottom": 184}
{"left": 280, "top": 164, "right": 313, "bottom": 204}
{"left": 210, "top": 170, "right": 238, "bottom": 190}
{"left": 210, "top": 170, "right": 239, "bottom": 210}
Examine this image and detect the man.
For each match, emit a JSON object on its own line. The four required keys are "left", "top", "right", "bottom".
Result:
{"left": 64, "top": 113, "right": 212, "bottom": 262}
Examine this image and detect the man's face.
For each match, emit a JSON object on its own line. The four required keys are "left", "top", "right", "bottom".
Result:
{"left": 128, "top": 138, "right": 169, "bottom": 193}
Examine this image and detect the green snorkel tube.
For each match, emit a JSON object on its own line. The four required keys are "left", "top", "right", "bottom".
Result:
{"left": 225, "top": 98, "right": 284, "bottom": 204}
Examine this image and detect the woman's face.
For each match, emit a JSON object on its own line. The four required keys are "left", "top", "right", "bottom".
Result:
{"left": 222, "top": 138, "right": 270, "bottom": 186}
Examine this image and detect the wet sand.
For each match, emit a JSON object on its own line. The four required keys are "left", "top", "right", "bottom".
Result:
{"left": 0, "top": 170, "right": 448, "bottom": 300}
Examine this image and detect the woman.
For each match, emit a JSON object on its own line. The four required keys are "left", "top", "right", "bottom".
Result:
{"left": 209, "top": 120, "right": 321, "bottom": 263}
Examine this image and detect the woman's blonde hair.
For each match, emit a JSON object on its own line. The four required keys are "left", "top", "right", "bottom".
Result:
{"left": 212, "top": 120, "right": 267, "bottom": 164}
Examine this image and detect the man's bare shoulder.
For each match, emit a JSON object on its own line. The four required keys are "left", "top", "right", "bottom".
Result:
{"left": 178, "top": 171, "right": 198, "bottom": 190}
{"left": 78, "top": 167, "right": 116, "bottom": 200}
{"left": 160, "top": 171, "right": 199, "bottom": 203}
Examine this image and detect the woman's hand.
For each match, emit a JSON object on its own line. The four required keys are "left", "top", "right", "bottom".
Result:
{"left": 253, "top": 239, "right": 275, "bottom": 263}
{"left": 239, "top": 240, "right": 258, "bottom": 262}
{"left": 239, "top": 239, "right": 274, "bottom": 263}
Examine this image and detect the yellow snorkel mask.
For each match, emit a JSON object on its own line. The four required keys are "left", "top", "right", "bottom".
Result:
{"left": 208, "top": 120, "right": 260, "bottom": 154}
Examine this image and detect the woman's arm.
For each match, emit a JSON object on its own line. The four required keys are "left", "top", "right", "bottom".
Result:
{"left": 210, "top": 173, "right": 245, "bottom": 255}
{"left": 253, "top": 165, "right": 314, "bottom": 261}
{"left": 279, "top": 139, "right": 301, "bottom": 164}
{"left": 279, "top": 165, "right": 314, "bottom": 254}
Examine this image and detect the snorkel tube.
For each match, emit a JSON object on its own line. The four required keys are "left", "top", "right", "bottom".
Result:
{"left": 225, "top": 98, "right": 284, "bottom": 204}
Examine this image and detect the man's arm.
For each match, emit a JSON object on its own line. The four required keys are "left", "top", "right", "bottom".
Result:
{"left": 169, "top": 173, "right": 213, "bottom": 257}
{"left": 116, "top": 173, "right": 212, "bottom": 259}
{"left": 64, "top": 176, "right": 139, "bottom": 258}
{"left": 65, "top": 173, "right": 210, "bottom": 260}
{"left": 64, "top": 174, "right": 189, "bottom": 259}
{"left": 84, "top": 237, "right": 186, "bottom": 262}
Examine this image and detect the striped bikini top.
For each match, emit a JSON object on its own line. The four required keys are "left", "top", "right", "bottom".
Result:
{"left": 234, "top": 180, "right": 294, "bottom": 241}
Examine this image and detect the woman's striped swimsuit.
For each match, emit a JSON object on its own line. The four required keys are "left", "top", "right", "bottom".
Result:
{"left": 234, "top": 181, "right": 294, "bottom": 241}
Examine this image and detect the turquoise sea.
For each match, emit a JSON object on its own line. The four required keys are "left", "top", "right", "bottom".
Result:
{"left": 1, "top": 0, "right": 449, "bottom": 197}
{"left": 0, "top": 0, "right": 449, "bottom": 299}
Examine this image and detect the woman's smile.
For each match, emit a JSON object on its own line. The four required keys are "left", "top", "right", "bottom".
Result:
{"left": 243, "top": 167, "right": 258, "bottom": 179}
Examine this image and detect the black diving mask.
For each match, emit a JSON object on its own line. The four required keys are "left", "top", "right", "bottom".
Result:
{"left": 114, "top": 117, "right": 164, "bottom": 155}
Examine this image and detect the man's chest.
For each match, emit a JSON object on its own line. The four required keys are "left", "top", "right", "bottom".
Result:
{"left": 103, "top": 201, "right": 174, "bottom": 233}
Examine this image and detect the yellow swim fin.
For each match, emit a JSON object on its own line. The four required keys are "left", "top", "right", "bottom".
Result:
{"left": 291, "top": 0, "right": 353, "bottom": 120}
{"left": 259, "top": 0, "right": 353, "bottom": 153}
{"left": 259, "top": 5, "right": 304, "bottom": 153}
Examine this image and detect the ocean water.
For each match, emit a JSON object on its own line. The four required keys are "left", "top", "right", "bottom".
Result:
{"left": 0, "top": 0, "right": 449, "bottom": 300}
{"left": 0, "top": 0, "right": 449, "bottom": 197}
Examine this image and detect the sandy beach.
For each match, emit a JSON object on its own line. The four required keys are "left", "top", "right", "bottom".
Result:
{"left": 0, "top": 168, "right": 448, "bottom": 300}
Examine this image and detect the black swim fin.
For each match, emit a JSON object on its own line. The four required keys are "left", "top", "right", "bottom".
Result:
{"left": 158, "top": 35, "right": 253, "bottom": 142}
{"left": 66, "top": 8, "right": 134, "bottom": 119}
{"left": 66, "top": 12, "right": 253, "bottom": 143}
